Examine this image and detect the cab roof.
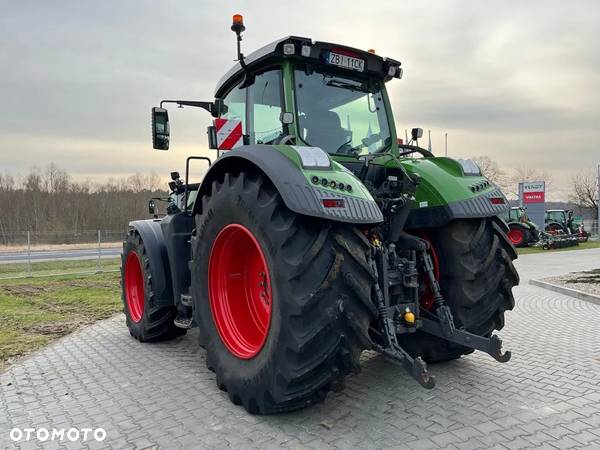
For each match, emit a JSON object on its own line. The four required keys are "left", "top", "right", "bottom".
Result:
{"left": 214, "top": 36, "right": 402, "bottom": 98}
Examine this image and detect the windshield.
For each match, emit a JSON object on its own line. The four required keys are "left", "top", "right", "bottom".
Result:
{"left": 294, "top": 67, "right": 391, "bottom": 156}
{"left": 546, "top": 211, "right": 565, "bottom": 222}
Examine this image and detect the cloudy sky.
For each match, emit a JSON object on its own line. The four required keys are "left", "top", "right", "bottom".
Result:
{"left": 1, "top": 1, "right": 598, "bottom": 198}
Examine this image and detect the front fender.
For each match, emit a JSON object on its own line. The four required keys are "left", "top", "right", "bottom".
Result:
{"left": 194, "top": 145, "right": 383, "bottom": 224}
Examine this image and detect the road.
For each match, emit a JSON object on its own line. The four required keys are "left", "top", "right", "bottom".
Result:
{"left": 0, "top": 247, "right": 122, "bottom": 264}
{"left": 1, "top": 249, "right": 600, "bottom": 449}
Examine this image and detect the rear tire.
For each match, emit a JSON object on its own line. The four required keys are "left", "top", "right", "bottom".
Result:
{"left": 121, "top": 230, "right": 186, "bottom": 342}
{"left": 399, "top": 219, "right": 519, "bottom": 362}
{"left": 507, "top": 224, "right": 529, "bottom": 247}
{"left": 191, "top": 171, "right": 377, "bottom": 414}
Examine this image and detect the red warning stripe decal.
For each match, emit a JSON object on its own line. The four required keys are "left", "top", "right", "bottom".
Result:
{"left": 214, "top": 118, "right": 243, "bottom": 150}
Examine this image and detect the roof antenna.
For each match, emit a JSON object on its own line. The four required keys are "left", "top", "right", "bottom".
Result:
{"left": 231, "top": 14, "right": 246, "bottom": 69}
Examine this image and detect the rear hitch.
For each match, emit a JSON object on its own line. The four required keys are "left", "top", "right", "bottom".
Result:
{"left": 421, "top": 312, "right": 511, "bottom": 363}
{"left": 371, "top": 246, "right": 436, "bottom": 389}
{"left": 419, "top": 250, "right": 512, "bottom": 363}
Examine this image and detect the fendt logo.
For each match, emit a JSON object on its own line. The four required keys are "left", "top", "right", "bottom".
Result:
{"left": 522, "top": 181, "right": 545, "bottom": 204}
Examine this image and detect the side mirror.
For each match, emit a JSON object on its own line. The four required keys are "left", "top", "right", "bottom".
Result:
{"left": 411, "top": 128, "right": 423, "bottom": 140}
{"left": 207, "top": 125, "right": 218, "bottom": 150}
{"left": 152, "top": 107, "right": 170, "bottom": 150}
{"left": 148, "top": 199, "right": 157, "bottom": 216}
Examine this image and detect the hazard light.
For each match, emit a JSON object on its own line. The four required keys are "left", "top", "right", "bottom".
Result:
{"left": 489, "top": 197, "right": 506, "bottom": 205}
{"left": 231, "top": 14, "right": 245, "bottom": 33}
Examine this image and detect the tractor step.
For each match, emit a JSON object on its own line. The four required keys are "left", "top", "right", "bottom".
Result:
{"left": 174, "top": 315, "right": 195, "bottom": 329}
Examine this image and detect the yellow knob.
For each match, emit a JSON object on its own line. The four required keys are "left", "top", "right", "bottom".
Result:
{"left": 404, "top": 311, "right": 415, "bottom": 324}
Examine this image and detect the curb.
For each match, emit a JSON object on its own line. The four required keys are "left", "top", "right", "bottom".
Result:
{"left": 529, "top": 279, "right": 600, "bottom": 306}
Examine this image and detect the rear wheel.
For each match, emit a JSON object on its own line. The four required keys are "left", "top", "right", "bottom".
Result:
{"left": 507, "top": 224, "right": 528, "bottom": 247}
{"left": 191, "top": 171, "right": 377, "bottom": 414}
{"left": 121, "top": 230, "right": 186, "bottom": 341}
{"left": 399, "top": 219, "right": 519, "bottom": 362}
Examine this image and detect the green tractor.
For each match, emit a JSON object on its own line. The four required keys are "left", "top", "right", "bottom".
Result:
{"left": 121, "top": 16, "right": 518, "bottom": 414}
{"left": 545, "top": 209, "right": 589, "bottom": 242}
{"left": 502, "top": 206, "right": 539, "bottom": 247}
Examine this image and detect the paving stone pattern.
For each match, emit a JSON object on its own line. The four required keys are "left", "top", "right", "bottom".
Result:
{"left": 2, "top": 249, "right": 600, "bottom": 449}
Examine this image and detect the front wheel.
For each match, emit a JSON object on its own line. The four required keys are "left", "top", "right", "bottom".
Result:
{"left": 399, "top": 219, "right": 519, "bottom": 362}
{"left": 191, "top": 171, "right": 378, "bottom": 414}
{"left": 121, "top": 230, "right": 185, "bottom": 342}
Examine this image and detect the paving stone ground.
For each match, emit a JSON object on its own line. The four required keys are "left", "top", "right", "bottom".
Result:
{"left": 1, "top": 248, "right": 600, "bottom": 449}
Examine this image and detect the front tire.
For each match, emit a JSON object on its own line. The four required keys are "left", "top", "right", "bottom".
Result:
{"left": 399, "top": 219, "right": 519, "bottom": 362}
{"left": 191, "top": 171, "right": 377, "bottom": 414}
{"left": 121, "top": 230, "right": 185, "bottom": 341}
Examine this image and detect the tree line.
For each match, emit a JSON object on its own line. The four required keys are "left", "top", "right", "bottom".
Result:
{"left": 0, "top": 164, "right": 167, "bottom": 245}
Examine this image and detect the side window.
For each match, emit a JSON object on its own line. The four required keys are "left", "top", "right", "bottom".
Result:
{"left": 247, "top": 69, "right": 283, "bottom": 145}
{"left": 220, "top": 83, "right": 246, "bottom": 133}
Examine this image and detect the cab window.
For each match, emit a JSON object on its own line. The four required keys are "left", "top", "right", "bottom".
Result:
{"left": 220, "top": 82, "right": 246, "bottom": 133}
{"left": 247, "top": 69, "right": 283, "bottom": 145}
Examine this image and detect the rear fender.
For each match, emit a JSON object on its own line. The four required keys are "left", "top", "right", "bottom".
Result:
{"left": 401, "top": 157, "right": 510, "bottom": 228}
{"left": 128, "top": 219, "right": 174, "bottom": 307}
{"left": 193, "top": 145, "right": 383, "bottom": 224}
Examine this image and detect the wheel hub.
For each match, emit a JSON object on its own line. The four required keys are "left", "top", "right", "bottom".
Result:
{"left": 208, "top": 224, "right": 272, "bottom": 359}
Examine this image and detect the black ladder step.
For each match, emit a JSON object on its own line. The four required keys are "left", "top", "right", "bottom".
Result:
{"left": 174, "top": 316, "right": 194, "bottom": 329}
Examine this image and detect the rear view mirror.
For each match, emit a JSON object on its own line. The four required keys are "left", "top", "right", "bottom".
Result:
{"left": 148, "top": 199, "right": 157, "bottom": 216}
{"left": 411, "top": 128, "right": 423, "bottom": 140}
{"left": 152, "top": 107, "right": 170, "bottom": 150}
{"left": 207, "top": 125, "right": 218, "bottom": 150}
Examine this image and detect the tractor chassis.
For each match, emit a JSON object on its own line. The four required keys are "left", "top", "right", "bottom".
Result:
{"left": 369, "top": 241, "right": 511, "bottom": 389}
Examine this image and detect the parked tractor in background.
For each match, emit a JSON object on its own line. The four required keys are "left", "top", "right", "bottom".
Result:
{"left": 502, "top": 207, "right": 539, "bottom": 247}
{"left": 120, "top": 16, "right": 518, "bottom": 414}
{"left": 545, "top": 209, "right": 588, "bottom": 243}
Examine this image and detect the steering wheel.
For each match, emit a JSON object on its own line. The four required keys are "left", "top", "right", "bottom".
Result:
{"left": 397, "top": 144, "right": 434, "bottom": 158}
{"left": 277, "top": 135, "right": 296, "bottom": 145}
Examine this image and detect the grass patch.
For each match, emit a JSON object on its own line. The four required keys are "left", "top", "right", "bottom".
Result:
{"left": 517, "top": 240, "right": 600, "bottom": 255}
{"left": 0, "top": 258, "right": 120, "bottom": 278}
{"left": 0, "top": 272, "right": 122, "bottom": 372}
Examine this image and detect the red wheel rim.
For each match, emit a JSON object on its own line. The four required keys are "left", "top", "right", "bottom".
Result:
{"left": 416, "top": 232, "right": 440, "bottom": 310}
{"left": 125, "top": 252, "right": 144, "bottom": 323}
{"left": 507, "top": 228, "right": 524, "bottom": 245}
{"left": 208, "top": 224, "right": 272, "bottom": 359}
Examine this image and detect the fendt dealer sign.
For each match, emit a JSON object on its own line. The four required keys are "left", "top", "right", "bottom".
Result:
{"left": 518, "top": 181, "right": 546, "bottom": 229}
{"left": 522, "top": 181, "right": 545, "bottom": 203}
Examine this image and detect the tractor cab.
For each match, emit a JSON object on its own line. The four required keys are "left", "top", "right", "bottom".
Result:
{"left": 210, "top": 35, "right": 403, "bottom": 156}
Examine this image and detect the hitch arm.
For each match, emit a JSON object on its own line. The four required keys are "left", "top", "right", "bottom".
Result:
{"left": 420, "top": 316, "right": 511, "bottom": 362}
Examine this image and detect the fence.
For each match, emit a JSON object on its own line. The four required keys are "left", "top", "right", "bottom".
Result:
{"left": 0, "top": 230, "right": 125, "bottom": 280}
{"left": 582, "top": 220, "right": 599, "bottom": 239}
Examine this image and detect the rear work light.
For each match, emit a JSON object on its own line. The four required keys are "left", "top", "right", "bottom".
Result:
{"left": 283, "top": 43, "right": 295, "bottom": 55}
{"left": 322, "top": 199, "right": 345, "bottom": 208}
{"left": 489, "top": 197, "right": 505, "bottom": 205}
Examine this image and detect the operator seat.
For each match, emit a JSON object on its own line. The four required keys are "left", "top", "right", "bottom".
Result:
{"left": 304, "top": 110, "right": 349, "bottom": 154}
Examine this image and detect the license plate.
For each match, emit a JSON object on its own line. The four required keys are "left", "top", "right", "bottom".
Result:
{"left": 326, "top": 52, "right": 364, "bottom": 72}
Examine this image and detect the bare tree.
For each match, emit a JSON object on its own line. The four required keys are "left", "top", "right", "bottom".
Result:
{"left": 569, "top": 169, "right": 598, "bottom": 218}
{"left": 502, "top": 167, "right": 553, "bottom": 199}
{"left": 471, "top": 156, "right": 504, "bottom": 183}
